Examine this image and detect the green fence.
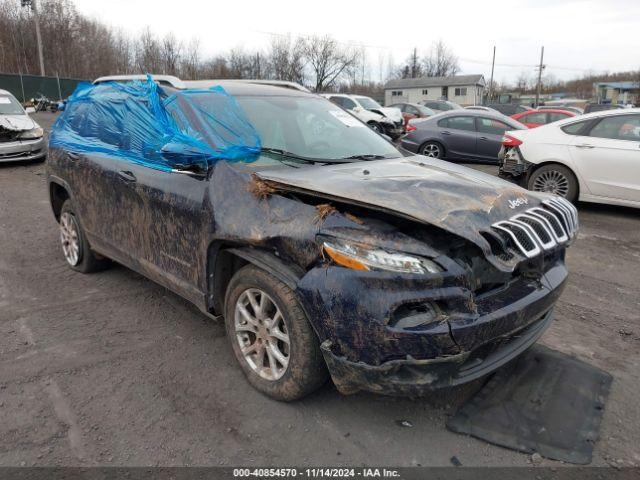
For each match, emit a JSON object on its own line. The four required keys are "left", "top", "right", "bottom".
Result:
{"left": 0, "top": 73, "right": 87, "bottom": 103}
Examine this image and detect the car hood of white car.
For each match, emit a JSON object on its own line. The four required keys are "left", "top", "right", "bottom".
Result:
{"left": 0, "top": 114, "right": 37, "bottom": 132}
{"left": 369, "top": 107, "right": 402, "bottom": 123}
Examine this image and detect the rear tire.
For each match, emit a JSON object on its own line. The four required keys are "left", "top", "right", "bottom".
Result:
{"left": 59, "top": 200, "right": 110, "bottom": 273}
{"left": 224, "top": 265, "right": 328, "bottom": 401}
{"left": 528, "top": 164, "right": 578, "bottom": 203}
{"left": 420, "top": 141, "right": 444, "bottom": 159}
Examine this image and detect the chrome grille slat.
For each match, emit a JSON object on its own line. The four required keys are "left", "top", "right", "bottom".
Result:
{"left": 490, "top": 199, "right": 579, "bottom": 260}
{"left": 512, "top": 213, "right": 557, "bottom": 249}
{"left": 527, "top": 208, "right": 568, "bottom": 243}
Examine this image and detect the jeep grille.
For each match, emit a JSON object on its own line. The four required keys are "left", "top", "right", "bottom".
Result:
{"left": 489, "top": 197, "right": 578, "bottom": 259}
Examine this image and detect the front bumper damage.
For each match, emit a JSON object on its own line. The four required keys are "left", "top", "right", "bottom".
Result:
{"left": 298, "top": 258, "right": 567, "bottom": 396}
{"left": 381, "top": 121, "right": 405, "bottom": 139}
{"left": 0, "top": 137, "right": 47, "bottom": 162}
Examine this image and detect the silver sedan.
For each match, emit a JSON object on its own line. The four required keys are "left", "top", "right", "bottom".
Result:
{"left": 0, "top": 89, "right": 47, "bottom": 163}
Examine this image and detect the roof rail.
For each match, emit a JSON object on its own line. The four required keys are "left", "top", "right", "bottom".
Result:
{"left": 92, "top": 75, "right": 310, "bottom": 93}
{"left": 184, "top": 79, "right": 310, "bottom": 92}
{"left": 92, "top": 75, "right": 186, "bottom": 89}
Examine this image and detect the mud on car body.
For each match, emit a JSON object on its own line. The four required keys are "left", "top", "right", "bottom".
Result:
{"left": 47, "top": 77, "right": 578, "bottom": 400}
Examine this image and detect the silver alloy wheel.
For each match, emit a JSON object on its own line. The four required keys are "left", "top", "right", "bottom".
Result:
{"left": 422, "top": 143, "right": 441, "bottom": 158}
{"left": 532, "top": 169, "right": 570, "bottom": 197}
{"left": 370, "top": 123, "right": 383, "bottom": 133}
{"left": 60, "top": 212, "right": 81, "bottom": 266}
{"left": 234, "top": 288, "right": 290, "bottom": 381}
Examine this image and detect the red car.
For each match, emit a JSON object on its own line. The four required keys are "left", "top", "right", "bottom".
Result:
{"left": 511, "top": 109, "right": 576, "bottom": 128}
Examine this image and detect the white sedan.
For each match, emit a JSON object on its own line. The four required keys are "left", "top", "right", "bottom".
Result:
{"left": 499, "top": 108, "right": 640, "bottom": 208}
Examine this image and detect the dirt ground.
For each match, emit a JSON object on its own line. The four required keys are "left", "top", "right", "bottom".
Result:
{"left": 0, "top": 112, "right": 638, "bottom": 468}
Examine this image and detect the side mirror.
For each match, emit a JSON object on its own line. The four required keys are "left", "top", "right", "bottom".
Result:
{"left": 25, "top": 107, "right": 36, "bottom": 114}
{"left": 57, "top": 102, "right": 66, "bottom": 112}
{"left": 160, "top": 141, "right": 208, "bottom": 175}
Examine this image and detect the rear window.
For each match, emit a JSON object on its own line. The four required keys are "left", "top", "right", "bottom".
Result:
{"left": 561, "top": 120, "right": 590, "bottom": 135}
{"left": 521, "top": 112, "right": 547, "bottom": 124}
{"left": 438, "top": 116, "right": 475, "bottom": 132}
{"left": 0, "top": 94, "right": 24, "bottom": 115}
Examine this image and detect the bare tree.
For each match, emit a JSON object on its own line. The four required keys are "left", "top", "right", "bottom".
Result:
{"left": 423, "top": 40, "right": 459, "bottom": 77}
{"left": 268, "top": 35, "right": 305, "bottom": 84}
{"left": 161, "top": 33, "right": 182, "bottom": 75}
{"left": 303, "top": 35, "right": 359, "bottom": 92}
{"left": 180, "top": 38, "right": 201, "bottom": 80}
{"left": 135, "top": 27, "right": 162, "bottom": 73}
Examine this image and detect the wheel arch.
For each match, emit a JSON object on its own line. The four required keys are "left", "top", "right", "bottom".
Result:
{"left": 48, "top": 178, "right": 72, "bottom": 222}
{"left": 206, "top": 243, "right": 304, "bottom": 316}
{"left": 528, "top": 160, "right": 582, "bottom": 199}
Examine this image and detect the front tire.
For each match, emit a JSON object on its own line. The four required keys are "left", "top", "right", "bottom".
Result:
{"left": 224, "top": 265, "right": 328, "bottom": 401}
{"left": 59, "top": 200, "right": 109, "bottom": 273}
{"left": 368, "top": 122, "right": 383, "bottom": 134}
{"left": 528, "top": 164, "right": 578, "bottom": 203}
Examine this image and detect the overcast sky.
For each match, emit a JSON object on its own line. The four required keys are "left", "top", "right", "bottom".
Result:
{"left": 73, "top": 0, "right": 640, "bottom": 84}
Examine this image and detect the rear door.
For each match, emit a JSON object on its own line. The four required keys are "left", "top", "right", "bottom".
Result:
{"left": 436, "top": 115, "right": 477, "bottom": 159}
{"left": 568, "top": 113, "right": 640, "bottom": 202}
{"left": 475, "top": 117, "right": 513, "bottom": 161}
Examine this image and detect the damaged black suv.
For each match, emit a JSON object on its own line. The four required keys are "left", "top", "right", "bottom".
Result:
{"left": 47, "top": 77, "right": 578, "bottom": 400}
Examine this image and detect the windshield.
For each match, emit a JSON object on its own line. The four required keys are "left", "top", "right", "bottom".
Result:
{"left": 225, "top": 95, "right": 401, "bottom": 162}
{"left": 0, "top": 94, "right": 25, "bottom": 115}
{"left": 355, "top": 96, "right": 382, "bottom": 109}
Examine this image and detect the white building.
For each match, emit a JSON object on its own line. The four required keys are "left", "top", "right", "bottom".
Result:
{"left": 384, "top": 74, "right": 486, "bottom": 106}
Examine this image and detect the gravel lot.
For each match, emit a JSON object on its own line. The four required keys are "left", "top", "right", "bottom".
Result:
{"left": 0, "top": 112, "right": 638, "bottom": 468}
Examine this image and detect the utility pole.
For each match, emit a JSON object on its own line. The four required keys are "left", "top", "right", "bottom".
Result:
{"left": 21, "top": 0, "right": 45, "bottom": 76}
{"left": 535, "top": 46, "right": 545, "bottom": 108}
{"left": 488, "top": 46, "right": 496, "bottom": 104}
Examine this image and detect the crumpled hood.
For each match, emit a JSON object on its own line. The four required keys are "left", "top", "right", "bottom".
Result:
{"left": 0, "top": 114, "right": 36, "bottom": 132}
{"left": 370, "top": 107, "right": 402, "bottom": 123}
{"left": 257, "top": 156, "right": 548, "bottom": 269}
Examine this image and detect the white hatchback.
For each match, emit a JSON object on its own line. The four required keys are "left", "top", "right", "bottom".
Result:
{"left": 499, "top": 108, "right": 640, "bottom": 208}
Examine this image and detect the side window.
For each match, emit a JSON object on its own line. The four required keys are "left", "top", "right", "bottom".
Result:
{"left": 477, "top": 117, "right": 510, "bottom": 135}
{"left": 548, "top": 112, "right": 570, "bottom": 123}
{"left": 328, "top": 96, "right": 343, "bottom": 107}
{"left": 561, "top": 120, "right": 590, "bottom": 135}
{"left": 522, "top": 112, "right": 547, "bottom": 124}
{"left": 406, "top": 106, "right": 419, "bottom": 115}
{"left": 443, "top": 116, "right": 476, "bottom": 132}
{"left": 341, "top": 97, "right": 357, "bottom": 110}
{"left": 588, "top": 115, "right": 640, "bottom": 141}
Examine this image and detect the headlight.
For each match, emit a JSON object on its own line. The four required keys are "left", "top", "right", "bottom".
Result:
{"left": 323, "top": 240, "right": 441, "bottom": 274}
{"left": 18, "top": 127, "right": 44, "bottom": 139}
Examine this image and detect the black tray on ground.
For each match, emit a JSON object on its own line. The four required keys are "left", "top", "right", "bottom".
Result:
{"left": 446, "top": 344, "right": 612, "bottom": 464}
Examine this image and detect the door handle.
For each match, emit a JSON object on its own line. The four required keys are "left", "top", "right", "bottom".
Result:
{"left": 117, "top": 170, "right": 137, "bottom": 183}
{"left": 479, "top": 136, "right": 488, "bottom": 140}
{"left": 441, "top": 130, "right": 452, "bottom": 135}
{"left": 575, "top": 144, "right": 595, "bottom": 149}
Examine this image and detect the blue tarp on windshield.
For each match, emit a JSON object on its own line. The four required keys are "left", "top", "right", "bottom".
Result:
{"left": 49, "top": 76, "right": 261, "bottom": 172}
